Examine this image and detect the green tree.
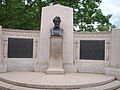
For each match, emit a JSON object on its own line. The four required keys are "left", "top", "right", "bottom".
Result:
{"left": 0, "top": 0, "right": 41, "bottom": 30}
{"left": 0, "top": 0, "right": 115, "bottom": 31}
{"left": 43, "top": 0, "right": 115, "bottom": 31}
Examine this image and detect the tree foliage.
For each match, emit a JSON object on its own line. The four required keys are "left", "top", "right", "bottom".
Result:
{"left": 43, "top": 0, "right": 115, "bottom": 31}
{"left": 0, "top": 0, "right": 115, "bottom": 31}
{"left": 0, "top": 0, "right": 41, "bottom": 30}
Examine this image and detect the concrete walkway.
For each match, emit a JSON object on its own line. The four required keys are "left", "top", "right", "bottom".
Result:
{"left": 0, "top": 72, "right": 116, "bottom": 89}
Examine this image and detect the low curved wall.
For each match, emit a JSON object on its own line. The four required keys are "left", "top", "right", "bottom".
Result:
{"left": 0, "top": 28, "right": 120, "bottom": 79}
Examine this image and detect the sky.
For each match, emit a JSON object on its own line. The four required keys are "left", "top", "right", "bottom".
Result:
{"left": 100, "top": 0, "right": 120, "bottom": 28}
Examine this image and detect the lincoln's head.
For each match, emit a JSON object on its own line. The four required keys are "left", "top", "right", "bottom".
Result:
{"left": 53, "top": 16, "right": 61, "bottom": 28}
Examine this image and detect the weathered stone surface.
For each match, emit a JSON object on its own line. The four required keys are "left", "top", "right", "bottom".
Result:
{"left": 104, "top": 29, "right": 120, "bottom": 80}
{"left": 73, "top": 31, "right": 111, "bottom": 74}
{"left": 105, "top": 67, "right": 120, "bottom": 80}
{"left": 1, "top": 28, "right": 39, "bottom": 72}
{"left": 73, "top": 31, "right": 111, "bottom": 62}
{"left": 7, "top": 58, "right": 34, "bottom": 71}
{"left": 81, "top": 80, "right": 120, "bottom": 90}
{"left": 63, "top": 63, "right": 77, "bottom": 73}
{"left": 34, "top": 63, "right": 48, "bottom": 73}
{"left": 110, "top": 29, "right": 120, "bottom": 66}
{"left": 75, "top": 61, "right": 105, "bottom": 74}
{"left": 46, "top": 36, "right": 64, "bottom": 74}
{"left": 0, "top": 26, "right": 6, "bottom": 72}
{"left": 39, "top": 4, "right": 73, "bottom": 63}
{"left": 0, "top": 72, "right": 115, "bottom": 89}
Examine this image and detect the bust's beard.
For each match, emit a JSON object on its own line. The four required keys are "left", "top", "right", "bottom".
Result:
{"left": 54, "top": 26, "right": 60, "bottom": 29}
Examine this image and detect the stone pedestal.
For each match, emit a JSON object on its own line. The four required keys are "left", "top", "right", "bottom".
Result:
{"left": 46, "top": 36, "right": 65, "bottom": 74}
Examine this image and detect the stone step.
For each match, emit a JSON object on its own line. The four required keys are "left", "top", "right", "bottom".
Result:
{"left": 0, "top": 80, "right": 120, "bottom": 90}
{"left": 81, "top": 80, "right": 120, "bottom": 90}
{"left": 0, "top": 72, "right": 116, "bottom": 89}
{"left": 0, "top": 80, "right": 38, "bottom": 90}
{"left": 46, "top": 68, "right": 65, "bottom": 75}
{"left": 0, "top": 80, "right": 77, "bottom": 90}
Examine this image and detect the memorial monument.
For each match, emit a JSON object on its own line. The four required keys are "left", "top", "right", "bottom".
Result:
{"left": 0, "top": 4, "right": 120, "bottom": 90}
{"left": 39, "top": 4, "right": 76, "bottom": 73}
{"left": 46, "top": 16, "right": 64, "bottom": 74}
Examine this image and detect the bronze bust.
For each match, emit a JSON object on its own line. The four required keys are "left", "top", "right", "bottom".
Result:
{"left": 50, "top": 16, "right": 63, "bottom": 36}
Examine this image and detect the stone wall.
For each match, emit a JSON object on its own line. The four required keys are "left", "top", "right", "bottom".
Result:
{"left": 109, "top": 29, "right": 120, "bottom": 66}
{"left": 105, "top": 29, "right": 120, "bottom": 80}
{"left": 2, "top": 28, "right": 41, "bottom": 72}
{"left": 0, "top": 28, "right": 112, "bottom": 73}
{"left": 74, "top": 31, "right": 111, "bottom": 74}
{"left": 0, "top": 26, "right": 6, "bottom": 72}
{"left": 0, "top": 27, "right": 120, "bottom": 79}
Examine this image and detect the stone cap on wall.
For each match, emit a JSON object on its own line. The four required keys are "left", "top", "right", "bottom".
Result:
{"left": 74, "top": 31, "right": 112, "bottom": 34}
{"left": 2, "top": 28, "right": 40, "bottom": 33}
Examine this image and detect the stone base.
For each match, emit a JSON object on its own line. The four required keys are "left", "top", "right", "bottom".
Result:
{"left": 105, "top": 67, "right": 120, "bottom": 80}
{"left": 46, "top": 68, "right": 65, "bottom": 75}
{"left": 0, "top": 72, "right": 116, "bottom": 89}
{"left": 34, "top": 63, "right": 48, "bottom": 73}
{"left": 7, "top": 59, "right": 34, "bottom": 72}
{"left": 0, "top": 68, "right": 6, "bottom": 73}
{"left": 47, "top": 36, "right": 64, "bottom": 75}
{"left": 75, "top": 61, "right": 105, "bottom": 74}
{"left": 0, "top": 63, "right": 7, "bottom": 73}
{"left": 63, "top": 63, "right": 77, "bottom": 73}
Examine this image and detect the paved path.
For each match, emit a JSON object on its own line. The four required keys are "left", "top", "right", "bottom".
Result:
{"left": 0, "top": 72, "right": 116, "bottom": 89}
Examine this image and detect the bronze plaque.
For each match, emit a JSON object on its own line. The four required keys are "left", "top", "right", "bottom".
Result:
{"left": 8, "top": 38, "right": 33, "bottom": 58}
{"left": 80, "top": 40, "right": 105, "bottom": 60}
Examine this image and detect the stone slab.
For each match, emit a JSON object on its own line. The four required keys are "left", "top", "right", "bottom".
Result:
{"left": 75, "top": 60, "right": 105, "bottom": 74}
{"left": 63, "top": 63, "right": 77, "bottom": 73}
{"left": 34, "top": 63, "right": 48, "bottom": 73}
{"left": 46, "top": 37, "right": 64, "bottom": 74}
{"left": 81, "top": 80, "right": 120, "bottom": 90}
{"left": 0, "top": 72, "right": 115, "bottom": 89}
{"left": 7, "top": 58, "right": 34, "bottom": 72}
{"left": 110, "top": 29, "right": 120, "bottom": 66}
{"left": 46, "top": 68, "right": 65, "bottom": 75}
{"left": 105, "top": 67, "right": 120, "bottom": 80}
{"left": 0, "top": 25, "right": 6, "bottom": 73}
{"left": 39, "top": 4, "right": 73, "bottom": 63}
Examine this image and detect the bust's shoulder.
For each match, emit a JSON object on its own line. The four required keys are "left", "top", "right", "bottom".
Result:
{"left": 60, "top": 28, "right": 64, "bottom": 31}
{"left": 50, "top": 28, "right": 54, "bottom": 30}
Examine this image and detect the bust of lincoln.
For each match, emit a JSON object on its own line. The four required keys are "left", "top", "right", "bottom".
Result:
{"left": 50, "top": 16, "right": 63, "bottom": 36}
